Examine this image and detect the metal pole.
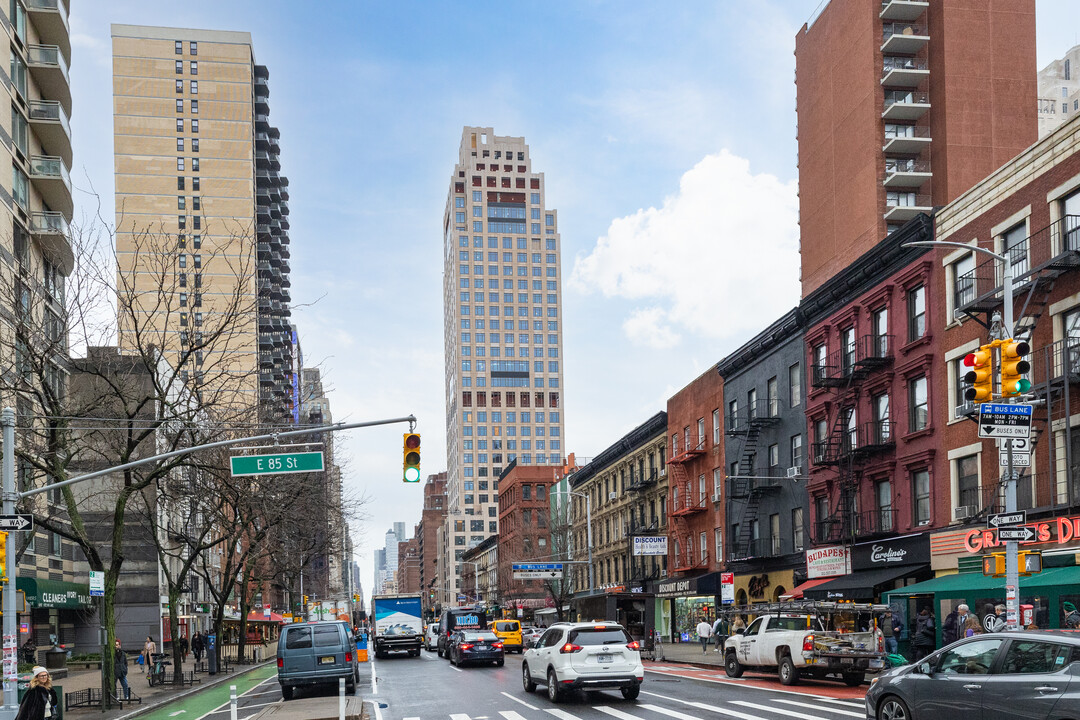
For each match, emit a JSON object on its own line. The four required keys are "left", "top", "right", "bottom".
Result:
{"left": 339, "top": 677, "right": 346, "bottom": 719}
{"left": 229, "top": 685, "right": 237, "bottom": 720}
{"left": 1, "top": 408, "right": 16, "bottom": 720}
{"left": 585, "top": 495, "right": 594, "bottom": 593}
{"left": 1002, "top": 253, "right": 1020, "bottom": 631}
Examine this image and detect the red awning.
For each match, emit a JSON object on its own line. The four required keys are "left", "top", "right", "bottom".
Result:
{"left": 246, "top": 611, "right": 285, "bottom": 623}
{"left": 780, "top": 577, "right": 836, "bottom": 600}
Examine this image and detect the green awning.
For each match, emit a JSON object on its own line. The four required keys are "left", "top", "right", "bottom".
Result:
{"left": 17, "top": 577, "right": 94, "bottom": 609}
{"left": 885, "top": 565, "right": 1080, "bottom": 599}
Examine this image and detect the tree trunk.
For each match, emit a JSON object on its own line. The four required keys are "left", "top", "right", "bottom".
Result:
{"left": 168, "top": 586, "right": 183, "bottom": 683}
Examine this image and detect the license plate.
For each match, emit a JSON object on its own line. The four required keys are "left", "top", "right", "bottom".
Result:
{"left": 477, "top": 645, "right": 487, "bottom": 649}
{"left": 320, "top": 656, "right": 336, "bottom": 665}
{"left": 841, "top": 657, "right": 854, "bottom": 665}
{"left": 869, "top": 659, "right": 884, "bottom": 669}
{"left": 597, "top": 654, "right": 613, "bottom": 663}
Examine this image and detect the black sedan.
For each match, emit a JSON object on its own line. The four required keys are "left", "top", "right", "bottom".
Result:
{"left": 449, "top": 631, "right": 504, "bottom": 667}
{"left": 865, "top": 630, "right": 1080, "bottom": 720}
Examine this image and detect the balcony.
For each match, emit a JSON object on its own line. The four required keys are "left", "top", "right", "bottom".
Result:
{"left": 670, "top": 493, "right": 708, "bottom": 517}
{"left": 726, "top": 468, "right": 784, "bottom": 499}
{"left": 672, "top": 551, "right": 708, "bottom": 573}
{"left": 31, "top": 211, "right": 73, "bottom": 275}
{"left": 884, "top": 193, "right": 931, "bottom": 222}
{"left": 628, "top": 517, "right": 660, "bottom": 535}
{"left": 855, "top": 509, "right": 899, "bottom": 537}
{"left": 879, "top": 0, "right": 928, "bottom": 21}
{"left": 668, "top": 441, "right": 705, "bottom": 464}
{"left": 628, "top": 469, "right": 659, "bottom": 492}
{"left": 26, "top": 45, "right": 71, "bottom": 115}
{"left": 881, "top": 56, "right": 930, "bottom": 87}
{"left": 881, "top": 23, "right": 929, "bottom": 54}
{"left": 730, "top": 537, "right": 791, "bottom": 562}
{"left": 884, "top": 158, "right": 931, "bottom": 189}
{"left": 28, "top": 155, "right": 72, "bottom": 219}
{"left": 25, "top": 0, "right": 70, "bottom": 62}
{"left": 882, "top": 90, "right": 930, "bottom": 121}
{"left": 28, "top": 100, "right": 72, "bottom": 167}
{"left": 883, "top": 124, "right": 931, "bottom": 154}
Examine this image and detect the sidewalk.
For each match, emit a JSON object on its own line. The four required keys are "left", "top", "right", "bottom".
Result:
{"left": 52, "top": 654, "right": 270, "bottom": 719}
{"left": 655, "top": 640, "right": 727, "bottom": 667}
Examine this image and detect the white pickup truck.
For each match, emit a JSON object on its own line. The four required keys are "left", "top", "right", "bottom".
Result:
{"left": 723, "top": 611, "right": 885, "bottom": 686}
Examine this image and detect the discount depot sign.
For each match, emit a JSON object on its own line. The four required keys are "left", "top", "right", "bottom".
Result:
{"left": 965, "top": 513, "right": 1080, "bottom": 553}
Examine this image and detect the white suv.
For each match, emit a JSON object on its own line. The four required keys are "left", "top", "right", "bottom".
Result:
{"left": 522, "top": 622, "right": 644, "bottom": 703}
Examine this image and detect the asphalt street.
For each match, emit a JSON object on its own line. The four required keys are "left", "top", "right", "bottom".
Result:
{"left": 367, "top": 648, "right": 871, "bottom": 720}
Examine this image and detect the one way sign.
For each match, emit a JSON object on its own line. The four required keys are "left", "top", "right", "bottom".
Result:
{"left": 0, "top": 515, "right": 33, "bottom": 531}
{"left": 988, "top": 511, "right": 1026, "bottom": 528}
{"left": 978, "top": 403, "right": 1033, "bottom": 439}
{"left": 997, "top": 526, "right": 1036, "bottom": 542}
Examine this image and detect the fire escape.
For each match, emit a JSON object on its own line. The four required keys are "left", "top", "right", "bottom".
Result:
{"left": 811, "top": 334, "right": 896, "bottom": 545}
{"left": 953, "top": 214, "right": 1080, "bottom": 518}
{"left": 726, "top": 399, "right": 783, "bottom": 561}
{"left": 667, "top": 440, "right": 708, "bottom": 573}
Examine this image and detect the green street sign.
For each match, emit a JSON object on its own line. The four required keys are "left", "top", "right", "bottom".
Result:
{"left": 230, "top": 451, "right": 325, "bottom": 477}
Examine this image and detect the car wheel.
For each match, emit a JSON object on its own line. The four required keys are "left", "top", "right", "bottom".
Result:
{"left": 843, "top": 671, "right": 864, "bottom": 687}
{"left": 437, "top": 645, "right": 444, "bottom": 658}
{"left": 449, "top": 652, "right": 456, "bottom": 666}
{"left": 522, "top": 662, "right": 537, "bottom": 692}
{"left": 724, "top": 651, "right": 744, "bottom": 678}
{"left": 778, "top": 656, "right": 799, "bottom": 686}
{"left": 878, "top": 696, "right": 911, "bottom": 720}
{"left": 281, "top": 685, "right": 293, "bottom": 701}
{"left": 621, "top": 686, "right": 640, "bottom": 701}
{"left": 346, "top": 676, "right": 356, "bottom": 694}
{"left": 547, "top": 669, "right": 563, "bottom": 702}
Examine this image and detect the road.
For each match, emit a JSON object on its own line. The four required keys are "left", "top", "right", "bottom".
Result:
{"left": 368, "top": 648, "right": 871, "bottom": 720}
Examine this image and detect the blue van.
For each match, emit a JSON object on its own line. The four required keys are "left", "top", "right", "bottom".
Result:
{"left": 277, "top": 621, "right": 359, "bottom": 700}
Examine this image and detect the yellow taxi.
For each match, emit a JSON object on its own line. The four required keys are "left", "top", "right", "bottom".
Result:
{"left": 488, "top": 618, "right": 523, "bottom": 653}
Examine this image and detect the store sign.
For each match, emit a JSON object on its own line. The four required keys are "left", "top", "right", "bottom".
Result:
{"left": 806, "top": 545, "right": 850, "bottom": 579}
{"left": 720, "top": 573, "right": 734, "bottom": 605}
{"left": 656, "top": 579, "right": 694, "bottom": 598}
{"left": 852, "top": 533, "right": 930, "bottom": 571}
{"left": 632, "top": 536, "right": 668, "bottom": 556}
{"left": 964, "top": 513, "right": 1080, "bottom": 553}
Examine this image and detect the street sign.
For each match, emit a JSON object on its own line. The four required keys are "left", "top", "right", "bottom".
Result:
{"left": 230, "top": 451, "right": 325, "bottom": 477}
{"left": 997, "top": 526, "right": 1036, "bottom": 542}
{"left": 978, "top": 403, "right": 1033, "bottom": 439}
{"left": 0, "top": 515, "right": 32, "bottom": 532}
{"left": 988, "top": 511, "right": 1027, "bottom": 528}
{"left": 512, "top": 563, "right": 563, "bottom": 579}
{"left": 89, "top": 571, "right": 104, "bottom": 597}
{"left": 1000, "top": 452, "right": 1030, "bottom": 467}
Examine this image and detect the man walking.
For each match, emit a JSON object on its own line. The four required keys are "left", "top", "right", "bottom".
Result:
{"left": 711, "top": 615, "right": 727, "bottom": 653}
{"left": 695, "top": 617, "right": 712, "bottom": 655}
{"left": 113, "top": 639, "right": 130, "bottom": 699}
{"left": 881, "top": 610, "right": 898, "bottom": 655}
{"left": 191, "top": 632, "right": 204, "bottom": 663}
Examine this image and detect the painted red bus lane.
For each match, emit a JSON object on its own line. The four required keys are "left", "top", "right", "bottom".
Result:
{"left": 643, "top": 660, "right": 868, "bottom": 700}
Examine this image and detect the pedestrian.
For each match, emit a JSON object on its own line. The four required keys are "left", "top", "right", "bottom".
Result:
{"left": 912, "top": 608, "right": 936, "bottom": 661}
{"left": 695, "top": 616, "right": 712, "bottom": 655}
{"left": 113, "top": 639, "right": 130, "bottom": 700}
{"left": 880, "top": 610, "right": 898, "bottom": 655}
{"left": 942, "top": 604, "right": 960, "bottom": 646}
{"left": 731, "top": 616, "right": 746, "bottom": 634}
{"left": 20, "top": 638, "right": 36, "bottom": 666}
{"left": 962, "top": 616, "right": 983, "bottom": 638}
{"left": 14, "top": 667, "right": 58, "bottom": 720}
{"left": 711, "top": 615, "right": 727, "bottom": 653}
{"left": 192, "top": 631, "right": 204, "bottom": 662}
{"left": 142, "top": 636, "right": 156, "bottom": 676}
{"left": 179, "top": 634, "right": 189, "bottom": 662}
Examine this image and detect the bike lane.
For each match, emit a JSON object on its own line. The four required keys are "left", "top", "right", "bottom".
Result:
{"left": 134, "top": 664, "right": 278, "bottom": 720}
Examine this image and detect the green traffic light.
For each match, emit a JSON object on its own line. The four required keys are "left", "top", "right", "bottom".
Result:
{"left": 1017, "top": 378, "right": 1032, "bottom": 393}
{"left": 404, "top": 466, "right": 421, "bottom": 482}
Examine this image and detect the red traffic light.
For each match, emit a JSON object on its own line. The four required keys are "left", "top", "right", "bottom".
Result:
{"left": 405, "top": 434, "right": 420, "bottom": 450}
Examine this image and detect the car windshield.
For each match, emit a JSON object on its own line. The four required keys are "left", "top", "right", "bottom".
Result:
{"left": 568, "top": 628, "right": 631, "bottom": 646}
{"left": 495, "top": 622, "right": 518, "bottom": 632}
{"left": 464, "top": 632, "right": 499, "bottom": 642}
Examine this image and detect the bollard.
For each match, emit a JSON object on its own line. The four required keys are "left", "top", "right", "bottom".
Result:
{"left": 230, "top": 684, "right": 238, "bottom": 720}
{"left": 339, "top": 677, "right": 346, "bottom": 720}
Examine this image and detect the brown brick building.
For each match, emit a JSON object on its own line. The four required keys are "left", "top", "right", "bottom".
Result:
{"left": 416, "top": 472, "right": 446, "bottom": 615}
{"left": 497, "top": 462, "right": 557, "bottom": 614}
{"left": 795, "top": 0, "right": 1036, "bottom": 297}
{"left": 397, "top": 537, "right": 421, "bottom": 595}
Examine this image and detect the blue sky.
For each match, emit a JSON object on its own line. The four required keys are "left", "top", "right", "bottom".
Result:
{"left": 67, "top": 1, "right": 1080, "bottom": 598}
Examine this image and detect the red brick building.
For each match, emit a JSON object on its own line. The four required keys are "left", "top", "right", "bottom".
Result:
{"left": 417, "top": 472, "right": 446, "bottom": 614}
{"left": 496, "top": 461, "right": 557, "bottom": 613}
{"left": 795, "top": 0, "right": 1036, "bottom": 297}
{"left": 397, "top": 537, "right": 421, "bottom": 594}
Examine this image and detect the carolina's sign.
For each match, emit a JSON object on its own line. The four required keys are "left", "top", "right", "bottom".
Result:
{"left": 964, "top": 514, "right": 1080, "bottom": 553}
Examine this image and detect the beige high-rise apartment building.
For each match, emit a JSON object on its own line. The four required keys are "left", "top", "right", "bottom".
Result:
{"left": 440, "top": 127, "right": 566, "bottom": 607}
{"left": 111, "top": 25, "right": 295, "bottom": 420}
{"left": 1038, "top": 44, "right": 1080, "bottom": 138}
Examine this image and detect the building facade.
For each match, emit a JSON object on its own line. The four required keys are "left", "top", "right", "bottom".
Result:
{"left": 716, "top": 309, "right": 809, "bottom": 604}
{"left": 416, "top": 472, "right": 447, "bottom": 617}
{"left": 794, "top": 0, "right": 1036, "bottom": 296}
{"left": 440, "top": 127, "right": 566, "bottom": 605}
{"left": 1038, "top": 45, "right": 1080, "bottom": 139}
{"left": 495, "top": 462, "right": 556, "bottom": 615}
{"left": 111, "top": 24, "right": 295, "bottom": 421}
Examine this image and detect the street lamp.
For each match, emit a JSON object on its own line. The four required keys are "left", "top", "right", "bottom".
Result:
{"left": 903, "top": 239, "right": 1021, "bottom": 630}
{"left": 550, "top": 489, "right": 594, "bottom": 592}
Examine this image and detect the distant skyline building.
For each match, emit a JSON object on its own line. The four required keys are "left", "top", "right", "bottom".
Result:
{"left": 1038, "top": 44, "right": 1080, "bottom": 138}
{"left": 440, "top": 127, "right": 567, "bottom": 606}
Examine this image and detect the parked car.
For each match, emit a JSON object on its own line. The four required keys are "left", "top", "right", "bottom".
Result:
{"left": 277, "top": 621, "right": 359, "bottom": 700}
{"left": 490, "top": 619, "right": 524, "bottom": 653}
{"left": 522, "top": 621, "right": 643, "bottom": 702}
{"left": 865, "top": 630, "right": 1080, "bottom": 720}
{"left": 425, "top": 622, "right": 441, "bottom": 651}
{"left": 522, "top": 626, "right": 545, "bottom": 648}
{"left": 449, "top": 630, "right": 504, "bottom": 667}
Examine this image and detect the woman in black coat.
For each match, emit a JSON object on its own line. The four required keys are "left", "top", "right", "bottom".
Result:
{"left": 15, "top": 667, "right": 58, "bottom": 720}
{"left": 912, "top": 608, "right": 937, "bottom": 661}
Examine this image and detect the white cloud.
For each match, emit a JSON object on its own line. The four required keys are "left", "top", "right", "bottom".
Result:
{"left": 571, "top": 149, "right": 799, "bottom": 347}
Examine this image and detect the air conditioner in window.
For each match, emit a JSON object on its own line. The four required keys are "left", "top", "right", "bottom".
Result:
{"left": 786, "top": 466, "right": 801, "bottom": 479}
{"left": 608, "top": 492, "right": 617, "bottom": 500}
{"left": 954, "top": 505, "right": 977, "bottom": 520}
{"left": 712, "top": 493, "right": 722, "bottom": 503}
{"left": 659, "top": 468, "right": 667, "bottom": 477}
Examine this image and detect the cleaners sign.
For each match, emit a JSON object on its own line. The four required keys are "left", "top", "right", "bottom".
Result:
{"left": 806, "top": 545, "right": 850, "bottom": 579}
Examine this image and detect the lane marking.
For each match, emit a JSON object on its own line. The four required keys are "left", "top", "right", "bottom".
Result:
{"left": 499, "top": 711, "right": 531, "bottom": 720}
{"left": 732, "top": 700, "right": 835, "bottom": 720}
{"left": 773, "top": 698, "right": 864, "bottom": 717}
{"left": 638, "top": 703, "right": 706, "bottom": 720}
{"left": 404, "top": 717, "right": 421, "bottom": 720}
{"left": 594, "top": 706, "right": 643, "bottom": 720}
{"left": 641, "top": 691, "right": 775, "bottom": 720}
{"left": 368, "top": 700, "right": 384, "bottom": 720}
{"left": 449, "top": 664, "right": 463, "bottom": 672}
{"left": 643, "top": 668, "right": 864, "bottom": 703}
{"left": 191, "top": 672, "right": 281, "bottom": 720}
{"left": 371, "top": 661, "right": 378, "bottom": 694}
{"left": 500, "top": 692, "right": 539, "bottom": 710}
{"left": 819, "top": 698, "right": 866, "bottom": 707}
{"left": 545, "top": 709, "right": 586, "bottom": 720}
{"left": 451, "top": 715, "right": 473, "bottom": 720}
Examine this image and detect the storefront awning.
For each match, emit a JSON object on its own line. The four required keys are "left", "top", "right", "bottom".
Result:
{"left": 780, "top": 577, "right": 835, "bottom": 600}
{"left": 17, "top": 577, "right": 94, "bottom": 609}
{"left": 884, "top": 565, "right": 1080, "bottom": 599}
{"left": 804, "top": 565, "right": 919, "bottom": 601}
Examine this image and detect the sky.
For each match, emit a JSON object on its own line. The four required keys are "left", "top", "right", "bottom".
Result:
{"left": 66, "top": 0, "right": 1080, "bottom": 601}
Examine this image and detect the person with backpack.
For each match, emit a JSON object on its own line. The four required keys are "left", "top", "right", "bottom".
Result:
{"left": 912, "top": 607, "right": 936, "bottom": 661}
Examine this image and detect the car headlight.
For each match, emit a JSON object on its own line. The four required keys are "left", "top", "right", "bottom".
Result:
{"left": 870, "top": 677, "right": 879, "bottom": 687}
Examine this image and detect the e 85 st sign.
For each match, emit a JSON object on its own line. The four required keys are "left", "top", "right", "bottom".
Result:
{"left": 230, "top": 451, "right": 324, "bottom": 477}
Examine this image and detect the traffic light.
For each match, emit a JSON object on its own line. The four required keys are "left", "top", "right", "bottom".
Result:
{"left": 1020, "top": 550, "right": 1042, "bottom": 575}
{"left": 963, "top": 344, "right": 995, "bottom": 403}
{"left": 302, "top": 594, "right": 308, "bottom": 606}
{"left": 982, "top": 553, "right": 1006, "bottom": 577}
{"left": 1000, "top": 339, "right": 1032, "bottom": 397}
{"left": 403, "top": 433, "right": 421, "bottom": 482}
{"left": 0, "top": 532, "right": 7, "bottom": 583}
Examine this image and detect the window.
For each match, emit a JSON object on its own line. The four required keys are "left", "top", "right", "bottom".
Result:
{"left": 192, "top": 177, "right": 200, "bottom": 191}
{"left": 712, "top": 409, "right": 720, "bottom": 445}
{"left": 1003, "top": 223, "right": 1029, "bottom": 278}
{"left": 191, "top": 119, "right": 199, "bottom": 133}
{"left": 176, "top": 99, "right": 183, "bottom": 112}
{"left": 953, "top": 253, "right": 975, "bottom": 309}
{"left": 907, "top": 284, "right": 926, "bottom": 341}
{"left": 841, "top": 326, "right": 856, "bottom": 375}
{"left": 813, "top": 343, "right": 827, "bottom": 384}
{"left": 792, "top": 508, "right": 804, "bottom": 550}
{"left": 790, "top": 434, "right": 803, "bottom": 470}
{"left": 175, "top": 60, "right": 183, "bottom": 74}
{"left": 697, "top": 417, "right": 705, "bottom": 447}
{"left": 176, "top": 118, "right": 184, "bottom": 132}
{"left": 177, "top": 138, "right": 184, "bottom": 151}
{"left": 175, "top": 79, "right": 183, "bottom": 93}
{"left": 814, "top": 418, "right": 827, "bottom": 462}
{"left": 190, "top": 61, "right": 198, "bottom": 75}
{"left": 908, "top": 375, "right": 928, "bottom": 431}
{"left": 875, "top": 479, "right": 893, "bottom": 532}
{"left": 912, "top": 469, "right": 930, "bottom": 525}
{"left": 190, "top": 80, "right": 198, "bottom": 94}
{"left": 190, "top": 42, "right": 198, "bottom": 55}
{"left": 191, "top": 100, "right": 199, "bottom": 114}
{"left": 789, "top": 363, "right": 801, "bottom": 407}
{"left": 766, "top": 376, "right": 779, "bottom": 416}
{"left": 957, "top": 455, "right": 979, "bottom": 510}
{"left": 768, "top": 443, "right": 779, "bottom": 468}
{"left": 873, "top": 393, "right": 890, "bottom": 441}
{"left": 953, "top": 357, "right": 970, "bottom": 416}
{"left": 178, "top": 196, "right": 186, "bottom": 210}
{"left": 175, "top": 40, "right": 183, "bottom": 55}
{"left": 936, "top": 639, "right": 1003, "bottom": 675}
{"left": 192, "top": 138, "right": 199, "bottom": 152}
{"left": 699, "top": 531, "right": 707, "bottom": 562}
{"left": 747, "top": 388, "right": 758, "bottom": 419}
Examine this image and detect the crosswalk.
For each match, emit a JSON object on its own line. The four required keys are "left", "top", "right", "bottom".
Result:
{"left": 396, "top": 692, "right": 866, "bottom": 720}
